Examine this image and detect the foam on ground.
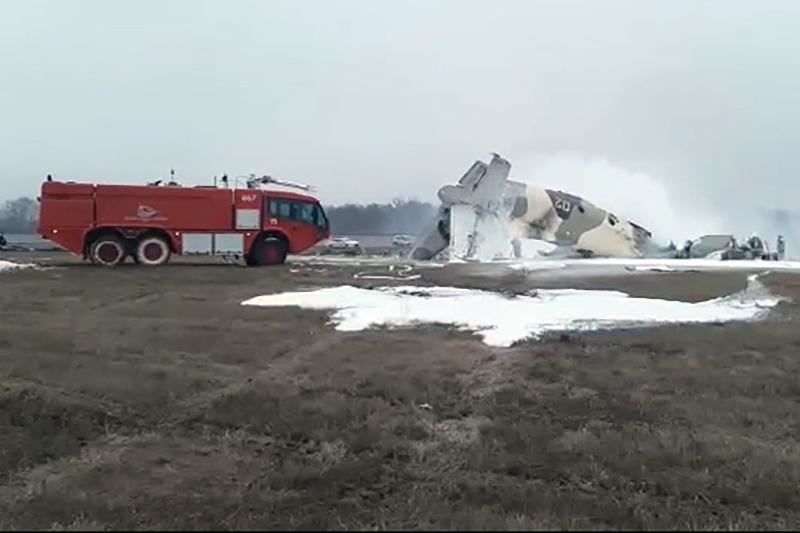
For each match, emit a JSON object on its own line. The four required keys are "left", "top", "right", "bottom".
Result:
{"left": 242, "top": 277, "right": 783, "bottom": 347}
{"left": 290, "top": 255, "right": 446, "bottom": 268}
{"left": 0, "top": 260, "right": 34, "bottom": 273}
{"left": 508, "top": 257, "right": 800, "bottom": 273}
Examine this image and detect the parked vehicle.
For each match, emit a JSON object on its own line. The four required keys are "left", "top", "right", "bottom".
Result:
{"left": 392, "top": 234, "right": 414, "bottom": 248}
{"left": 323, "top": 237, "right": 363, "bottom": 255}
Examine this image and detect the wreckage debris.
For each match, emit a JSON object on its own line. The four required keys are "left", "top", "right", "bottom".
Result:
{"left": 410, "top": 153, "right": 660, "bottom": 262}
{"left": 410, "top": 153, "right": 790, "bottom": 264}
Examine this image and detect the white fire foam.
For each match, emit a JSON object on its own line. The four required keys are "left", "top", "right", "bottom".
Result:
{"left": 0, "top": 260, "right": 34, "bottom": 273}
{"left": 508, "top": 257, "right": 800, "bottom": 273}
{"left": 242, "top": 279, "right": 783, "bottom": 347}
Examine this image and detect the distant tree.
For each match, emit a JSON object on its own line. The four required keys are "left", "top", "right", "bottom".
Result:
{"left": 326, "top": 198, "right": 436, "bottom": 235}
{"left": 0, "top": 197, "right": 38, "bottom": 233}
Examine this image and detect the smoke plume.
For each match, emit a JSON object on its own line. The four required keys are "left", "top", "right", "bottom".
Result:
{"left": 512, "top": 153, "right": 731, "bottom": 247}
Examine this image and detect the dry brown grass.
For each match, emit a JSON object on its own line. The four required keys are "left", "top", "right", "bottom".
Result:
{"left": 1, "top": 253, "right": 799, "bottom": 530}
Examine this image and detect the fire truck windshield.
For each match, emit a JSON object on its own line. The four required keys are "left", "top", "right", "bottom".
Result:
{"left": 269, "top": 199, "right": 328, "bottom": 230}
{"left": 313, "top": 203, "right": 329, "bottom": 231}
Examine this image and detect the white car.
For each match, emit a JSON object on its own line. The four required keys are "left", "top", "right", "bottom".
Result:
{"left": 392, "top": 234, "right": 414, "bottom": 247}
{"left": 324, "top": 237, "right": 363, "bottom": 255}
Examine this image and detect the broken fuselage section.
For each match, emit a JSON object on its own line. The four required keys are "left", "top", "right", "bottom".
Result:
{"left": 410, "top": 153, "right": 657, "bottom": 261}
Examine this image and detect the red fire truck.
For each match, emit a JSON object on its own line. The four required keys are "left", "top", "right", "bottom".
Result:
{"left": 37, "top": 175, "right": 331, "bottom": 266}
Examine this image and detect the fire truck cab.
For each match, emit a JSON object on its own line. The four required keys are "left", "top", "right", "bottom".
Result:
{"left": 38, "top": 177, "right": 331, "bottom": 267}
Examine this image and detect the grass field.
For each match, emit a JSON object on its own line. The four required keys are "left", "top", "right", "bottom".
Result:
{"left": 2, "top": 252, "right": 800, "bottom": 530}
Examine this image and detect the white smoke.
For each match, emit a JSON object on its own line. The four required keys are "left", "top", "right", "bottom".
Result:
{"left": 510, "top": 152, "right": 728, "bottom": 246}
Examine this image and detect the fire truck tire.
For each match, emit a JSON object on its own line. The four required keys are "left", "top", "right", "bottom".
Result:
{"left": 89, "top": 235, "right": 126, "bottom": 267}
{"left": 135, "top": 236, "right": 172, "bottom": 266}
{"left": 250, "top": 235, "right": 288, "bottom": 266}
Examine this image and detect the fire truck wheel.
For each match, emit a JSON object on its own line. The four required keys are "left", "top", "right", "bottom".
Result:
{"left": 251, "top": 236, "right": 288, "bottom": 266}
{"left": 89, "top": 235, "right": 126, "bottom": 267}
{"left": 135, "top": 236, "right": 172, "bottom": 266}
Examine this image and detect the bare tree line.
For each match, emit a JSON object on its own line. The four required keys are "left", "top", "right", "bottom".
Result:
{"left": 0, "top": 197, "right": 38, "bottom": 233}
{"left": 325, "top": 198, "right": 435, "bottom": 235}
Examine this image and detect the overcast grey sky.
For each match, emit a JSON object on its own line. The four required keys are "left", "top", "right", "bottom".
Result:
{"left": 2, "top": 0, "right": 799, "bottom": 224}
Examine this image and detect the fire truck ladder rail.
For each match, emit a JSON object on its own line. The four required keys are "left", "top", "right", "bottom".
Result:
{"left": 237, "top": 174, "right": 315, "bottom": 192}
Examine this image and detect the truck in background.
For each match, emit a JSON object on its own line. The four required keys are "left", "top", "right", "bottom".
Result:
{"left": 37, "top": 175, "right": 330, "bottom": 267}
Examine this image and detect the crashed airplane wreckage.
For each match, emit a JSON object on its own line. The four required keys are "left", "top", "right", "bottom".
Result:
{"left": 410, "top": 153, "right": 666, "bottom": 261}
